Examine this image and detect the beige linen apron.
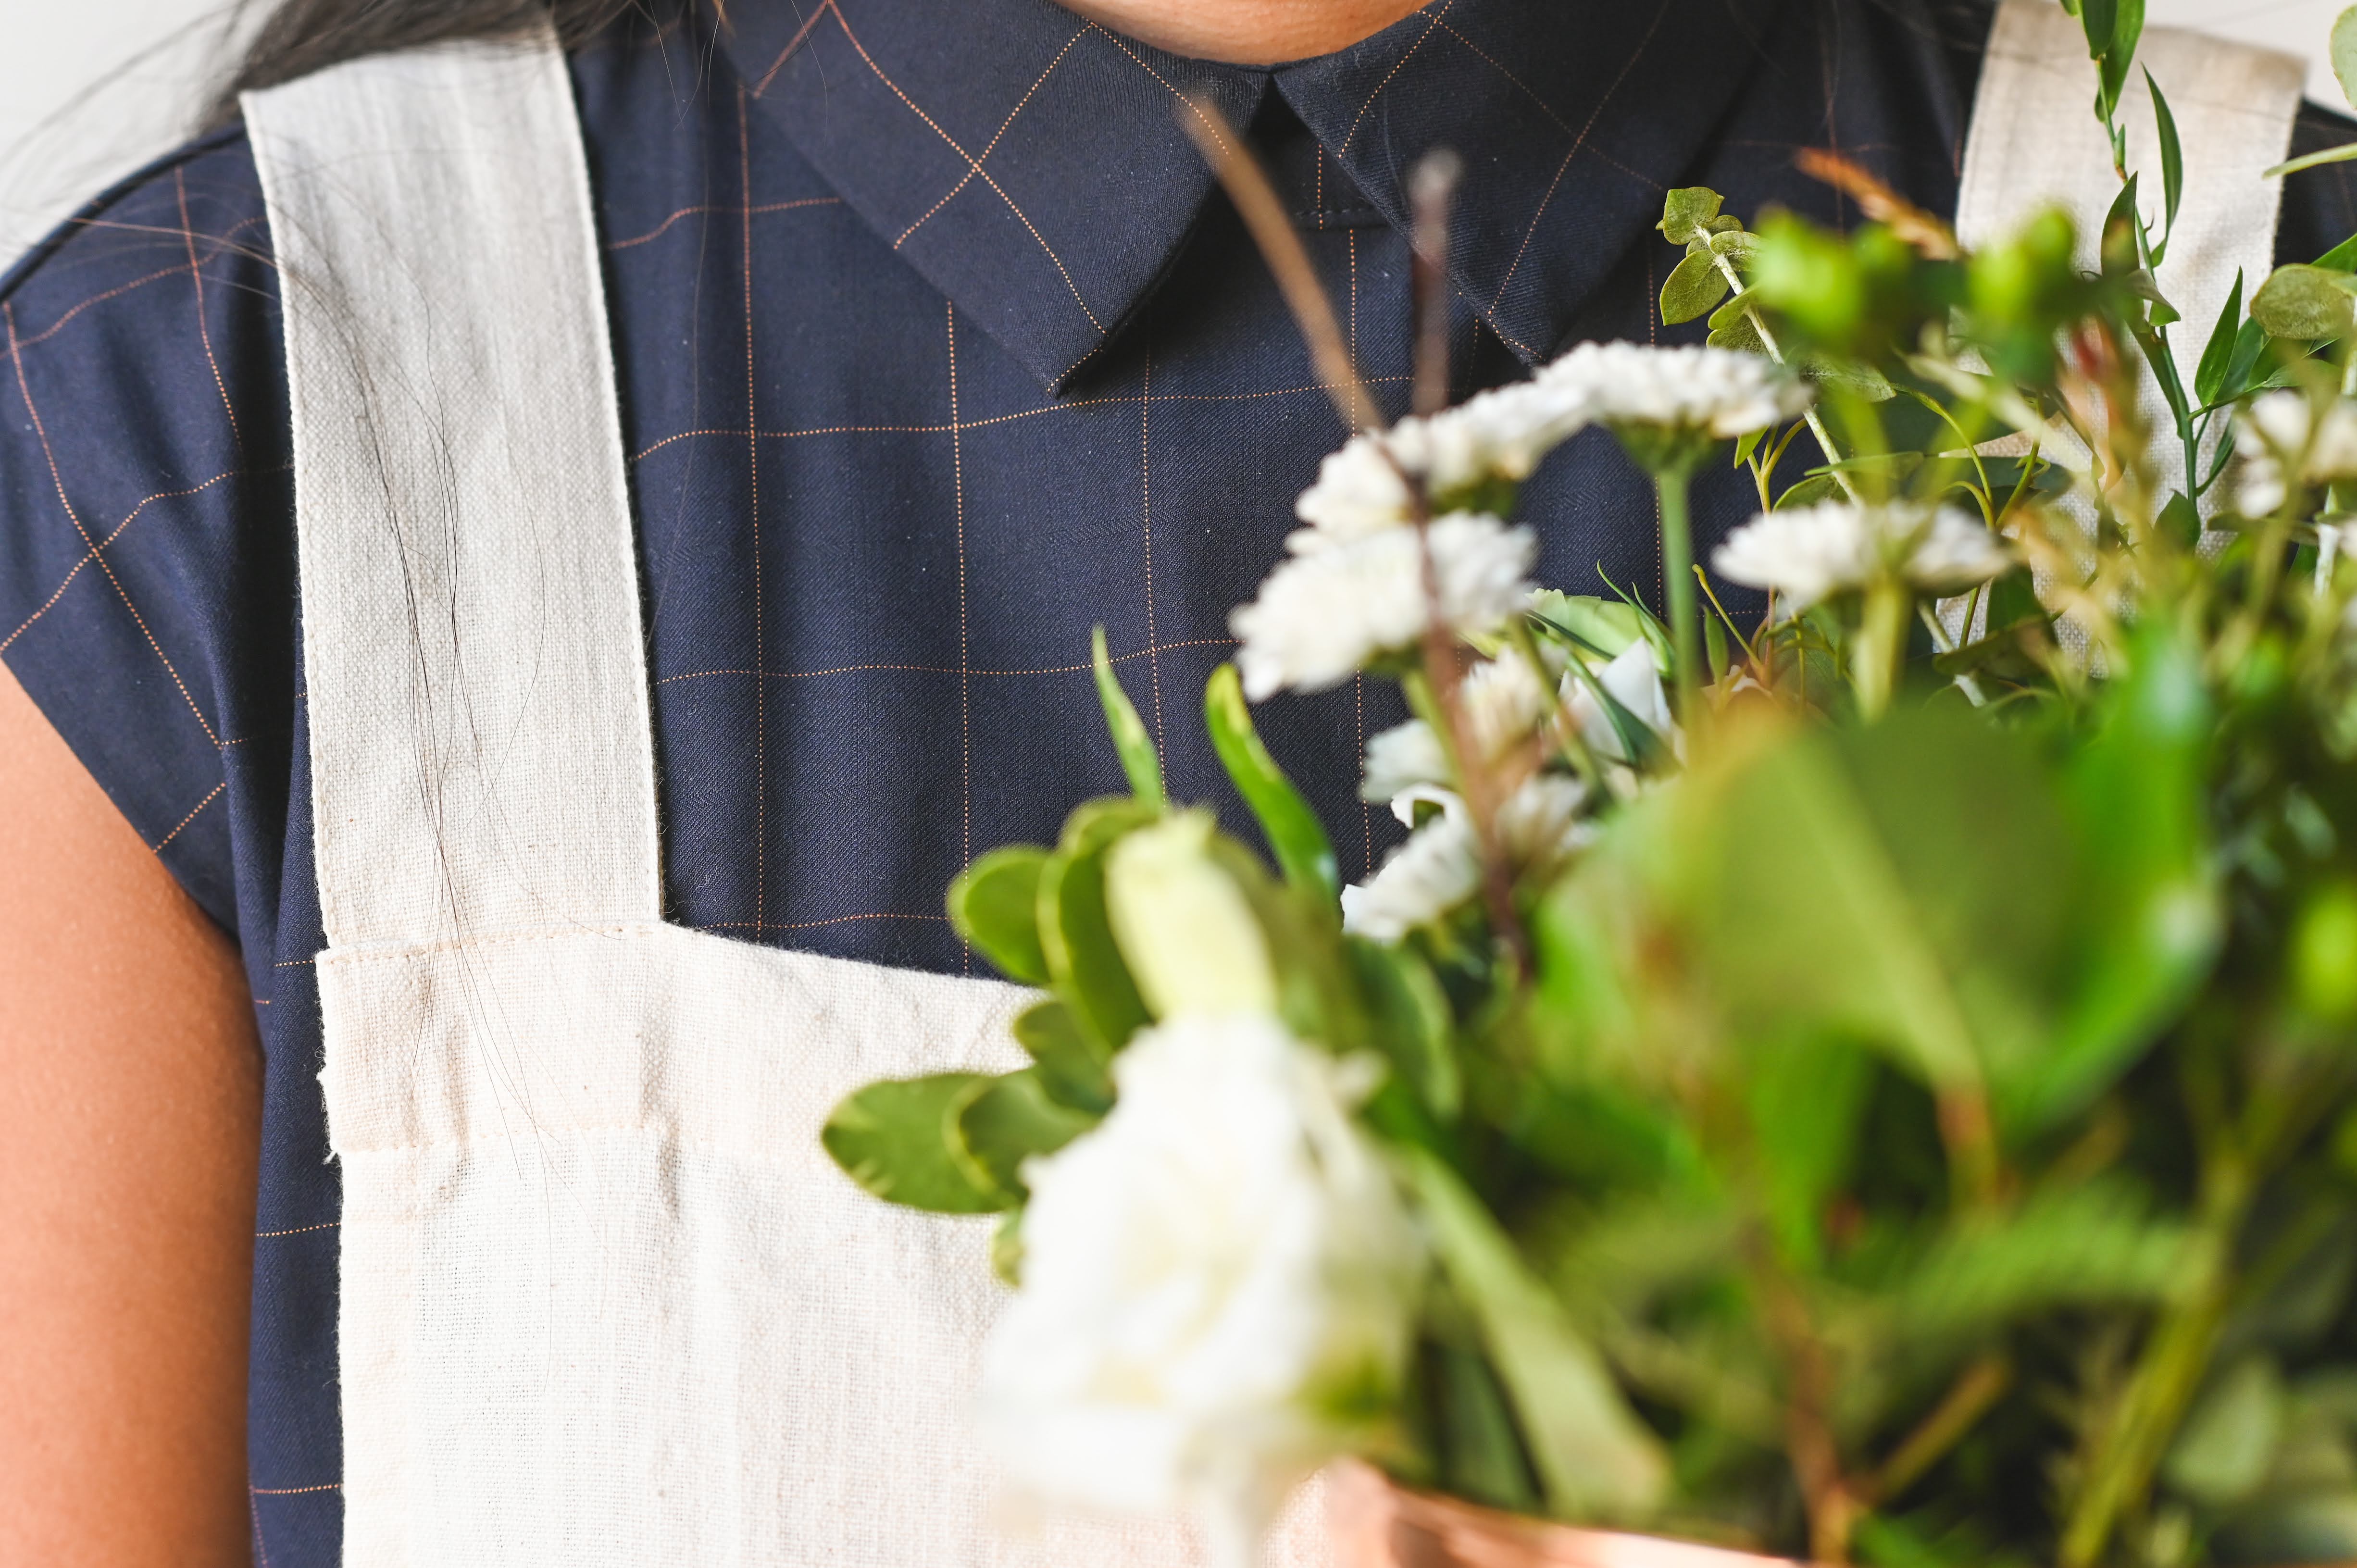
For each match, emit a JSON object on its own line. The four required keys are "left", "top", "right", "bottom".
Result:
{"left": 237, "top": 7, "right": 2301, "bottom": 1563}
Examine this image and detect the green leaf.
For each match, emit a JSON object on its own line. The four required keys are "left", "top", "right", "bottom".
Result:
{"left": 2318, "top": 229, "right": 2357, "bottom": 273}
{"left": 2165, "top": 1358, "right": 2287, "bottom": 1506}
{"left": 1528, "top": 591, "right": 1652, "bottom": 660}
{"left": 1660, "top": 249, "right": 1732, "bottom": 326}
{"left": 2099, "top": 0, "right": 2144, "bottom": 112}
{"left": 1706, "top": 228, "right": 1760, "bottom": 265}
{"left": 2195, "top": 270, "right": 2245, "bottom": 406}
{"left": 1657, "top": 187, "right": 1725, "bottom": 247}
{"left": 1090, "top": 625, "right": 1164, "bottom": 809}
{"left": 823, "top": 1073, "right": 1007, "bottom": 1214}
{"left": 951, "top": 1068, "right": 1096, "bottom": 1201}
{"left": 1406, "top": 1147, "right": 1670, "bottom": 1519}
{"left": 1202, "top": 663, "right": 1338, "bottom": 901}
{"left": 1429, "top": 1339, "right": 1542, "bottom": 1511}
{"left": 947, "top": 846, "right": 1051, "bottom": 985}
{"left": 1011, "top": 998, "right": 1114, "bottom": 1114}
{"left": 1708, "top": 311, "right": 1768, "bottom": 357}
{"left": 1038, "top": 799, "right": 1159, "bottom": 1055}
{"left": 2220, "top": 315, "right": 2271, "bottom": 404}
{"left": 1775, "top": 472, "right": 1844, "bottom": 509}
{"left": 2079, "top": 0, "right": 2115, "bottom": 59}
{"left": 2336, "top": 5, "right": 2357, "bottom": 112}
{"left": 2147, "top": 69, "right": 2182, "bottom": 245}
{"left": 1346, "top": 935, "right": 1461, "bottom": 1120}
{"left": 1707, "top": 287, "right": 1758, "bottom": 335}
{"left": 1890, "top": 1180, "right": 2188, "bottom": 1345}
{"left": 2157, "top": 489, "right": 2201, "bottom": 547}
{"left": 2252, "top": 263, "right": 2357, "bottom": 341}
{"left": 1746, "top": 1033, "right": 1871, "bottom": 1270}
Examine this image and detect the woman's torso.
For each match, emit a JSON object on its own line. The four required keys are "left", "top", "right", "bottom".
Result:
{"left": 0, "top": 0, "right": 2349, "bottom": 1557}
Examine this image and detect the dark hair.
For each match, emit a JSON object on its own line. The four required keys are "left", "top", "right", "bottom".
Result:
{"left": 210, "top": 0, "right": 654, "bottom": 124}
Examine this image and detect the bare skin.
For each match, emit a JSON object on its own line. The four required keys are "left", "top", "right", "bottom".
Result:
{"left": 0, "top": 661, "right": 261, "bottom": 1566}
{"left": 1051, "top": 0, "right": 1433, "bottom": 64}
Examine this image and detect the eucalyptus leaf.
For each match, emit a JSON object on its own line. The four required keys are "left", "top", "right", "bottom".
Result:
{"left": 1661, "top": 249, "right": 1732, "bottom": 326}
{"left": 946, "top": 845, "right": 1051, "bottom": 985}
{"left": 2252, "top": 264, "right": 2357, "bottom": 341}
{"left": 1011, "top": 998, "right": 1114, "bottom": 1114}
{"left": 951, "top": 1068, "right": 1096, "bottom": 1202}
{"left": 1658, "top": 187, "right": 1725, "bottom": 247}
{"left": 823, "top": 1073, "right": 1007, "bottom": 1214}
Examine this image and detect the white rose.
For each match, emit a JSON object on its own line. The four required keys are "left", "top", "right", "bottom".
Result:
{"left": 976, "top": 1015, "right": 1422, "bottom": 1568}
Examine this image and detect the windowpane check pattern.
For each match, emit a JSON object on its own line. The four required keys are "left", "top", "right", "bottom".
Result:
{"left": 1, "top": 0, "right": 2351, "bottom": 1558}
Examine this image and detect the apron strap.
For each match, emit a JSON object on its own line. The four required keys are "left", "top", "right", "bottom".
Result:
{"left": 245, "top": 31, "right": 661, "bottom": 947}
{"left": 1957, "top": 0, "right": 2304, "bottom": 453}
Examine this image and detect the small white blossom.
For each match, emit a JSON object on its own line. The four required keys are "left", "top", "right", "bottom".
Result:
{"left": 1232, "top": 513, "right": 1537, "bottom": 700}
{"left": 1360, "top": 719, "right": 1449, "bottom": 803}
{"left": 1712, "top": 501, "right": 2010, "bottom": 613}
{"left": 1564, "top": 640, "right": 1675, "bottom": 764}
{"left": 1340, "top": 774, "right": 1591, "bottom": 941}
{"left": 1295, "top": 381, "right": 1589, "bottom": 539}
{"left": 1535, "top": 340, "right": 1810, "bottom": 438}
{"left": 2236, "top": 390, "right": 2357, "bottom": 517}
{"left": 977, "top": 1014, "right": 1422, "bottom": 1568}
{"left": 1459, "top": 651, "right": 1557, "bottom": 760}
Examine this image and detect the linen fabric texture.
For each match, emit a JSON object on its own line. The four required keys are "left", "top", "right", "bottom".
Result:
{"left": 249, "top": 33, "right": 1329, "bottom": 1567}
{"left": 0, "top": 0, "right": 2352, "bottom": 1560}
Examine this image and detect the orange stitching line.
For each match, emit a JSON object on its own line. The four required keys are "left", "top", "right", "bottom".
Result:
{"left": 249, "top": 1490, "right": 271, "bottom": 1568}
{"left": 1139, "top": 342, "right": 1164, "bottom": 751}
{"left": 10, "top": 219, "right": 267, "bottom": 348}
{"left": 178, "top": 169, "right": 242, "bottom": 453}
{"left": 1486, "top": 0, "right": 1672, "bottom": 316}
{"left": 608, "top": 197, "right": 841, "bottom": 250}
{"left": 254, "top": 1221, "right": 339, "bottom": 1239}
{"left": 628, "top": 377, "right": 1416, "bottom": 462}
{"left": 0, "top": 467, "right": 273, "bottom": 657}
{"left": 1340, "top": 0, "right": 1456, "bottom": 155}
{"left": 1428, "top": 16, "right": 1572, "bottom": 135}
{"left": 151, "top": 780, "right": 225, "bottom": 851}
{"left": 751, "top": 0, "right": 840, "bottom": 95}
{"left": 250, "top": 1482, "right": 341, "bottom": 1495}
{"left": 1089, "top": 25, "right": 1238, "bottom": 160}
{"left": 695, "top": 912, "right": 950, "bottom": 931}
{"left": 5, "top": 304, "right": 221, "bottom": 746}
{"left": 948, "top": 304, "right": 972, "bottom": 894}
{"left": 655, "top": 637, "right": 1238, "bottom": 686}
{"left": 823, "top": 6, "right": 1104, "bottom": 333}
{"left": 274, "top": 958, "right": 315, "bottom": 967}
{"left": 894, "top": 22, "right": 1089, "bottom": 251}
{"left": 740, "top": 87, "right": 769, "bottom": 937}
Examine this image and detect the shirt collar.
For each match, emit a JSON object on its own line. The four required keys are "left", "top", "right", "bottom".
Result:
{"left": 731, "top": 0, "right": 1783, "bottom": 392}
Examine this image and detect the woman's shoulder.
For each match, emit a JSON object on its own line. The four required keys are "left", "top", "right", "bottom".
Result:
{"left": 0, "top": 122, "right": 292, "bottom": 935}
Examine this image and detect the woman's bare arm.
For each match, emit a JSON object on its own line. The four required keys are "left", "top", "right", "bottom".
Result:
{"left": 0, "top": 662, "right": 262, "bottom": 1566}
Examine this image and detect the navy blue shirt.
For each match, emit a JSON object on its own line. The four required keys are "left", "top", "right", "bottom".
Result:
{"left": 2, "top": 0, "right": 2352, "bottom": 1557}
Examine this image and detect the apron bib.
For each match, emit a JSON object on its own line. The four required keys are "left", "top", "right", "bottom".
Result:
{"left": 237, "top": 8, "right": 2300, "bottom": 1561}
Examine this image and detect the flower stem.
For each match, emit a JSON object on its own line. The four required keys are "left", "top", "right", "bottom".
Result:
{"left": 1657, "top": 469, "right": 1702, "bottom": 722}
{"left": 1705, "top": 247, "right": 1858, "bottom": 504}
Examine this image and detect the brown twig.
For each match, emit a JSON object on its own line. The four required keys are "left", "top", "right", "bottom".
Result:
{"left": 1795, "top": 148, "right": 1958, "bottom": 259}
{"left": 1177, "top": 97, "right": 1380, "bottom": 432}
{"left": 1409, "top": 149, "right": 1462, "bottom": 419}
{"left": 1865, "top": 1354, "right": 2014, "bottom": 1506}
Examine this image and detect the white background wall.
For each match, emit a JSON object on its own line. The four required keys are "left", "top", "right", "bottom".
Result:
{"left": 0, "top": 0, "right": 2350, "bottom": 267}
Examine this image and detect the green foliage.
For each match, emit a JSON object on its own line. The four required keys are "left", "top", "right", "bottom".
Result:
{"left": 947, "top": 846, "right": 1050, "bottom": 984}
{"left": 823, "top": 1074, "right": 1009, "bottom": 1214}
{"left": 1205, "top": 662, "right": 1338, "bottom": 901}
{"left": 2251, "top": 264, "right": 2357, "bottom": 342}
{"left": 1090, "top": 625, "right": 1165, "bottom": 809}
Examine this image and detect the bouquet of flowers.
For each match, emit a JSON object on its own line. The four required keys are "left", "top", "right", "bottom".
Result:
{"left": 824, "top": 7, "right": 2357, "bottom": 1566}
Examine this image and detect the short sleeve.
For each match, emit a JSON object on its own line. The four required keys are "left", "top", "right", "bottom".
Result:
{"left": 0, "top": 125, "right": 297, "bottom": 937}
{"left": 2279, "top": 99, "right": 2357, "bottom": 267}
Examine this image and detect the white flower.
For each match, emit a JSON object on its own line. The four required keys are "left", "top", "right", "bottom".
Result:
{"left": 1341, "top": 798, "right": 1481, "bottom": 942}
{"left": 1340, "top": 774, "right": 1591, "bottom": 941}
{"left": 1360, "top": 719, "right": 1449, "bottom": 803}
{"left": 1459, "top": 651, "right": 1557, "bottom": 760}
{"left": 2236, "top": 390, "right": 2357, "bottom": 517}
{"left": 1535, "top": 340, "right": 1810, "bottom": 438}
{"left": 1231, "top": 513, "right": 1537, "bottom": 699}
{"left": 1294, "top": 382, "right": 1589, "bottom": 539}
{"left": 977, "top": 1014, "right": 1422, "bottom": 1568}
{"left": 1712, "top": 501, "right": 2011, "bottom": 613}
{"left": 1563, "top": 640, "right": 1675, "bottom": 764}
